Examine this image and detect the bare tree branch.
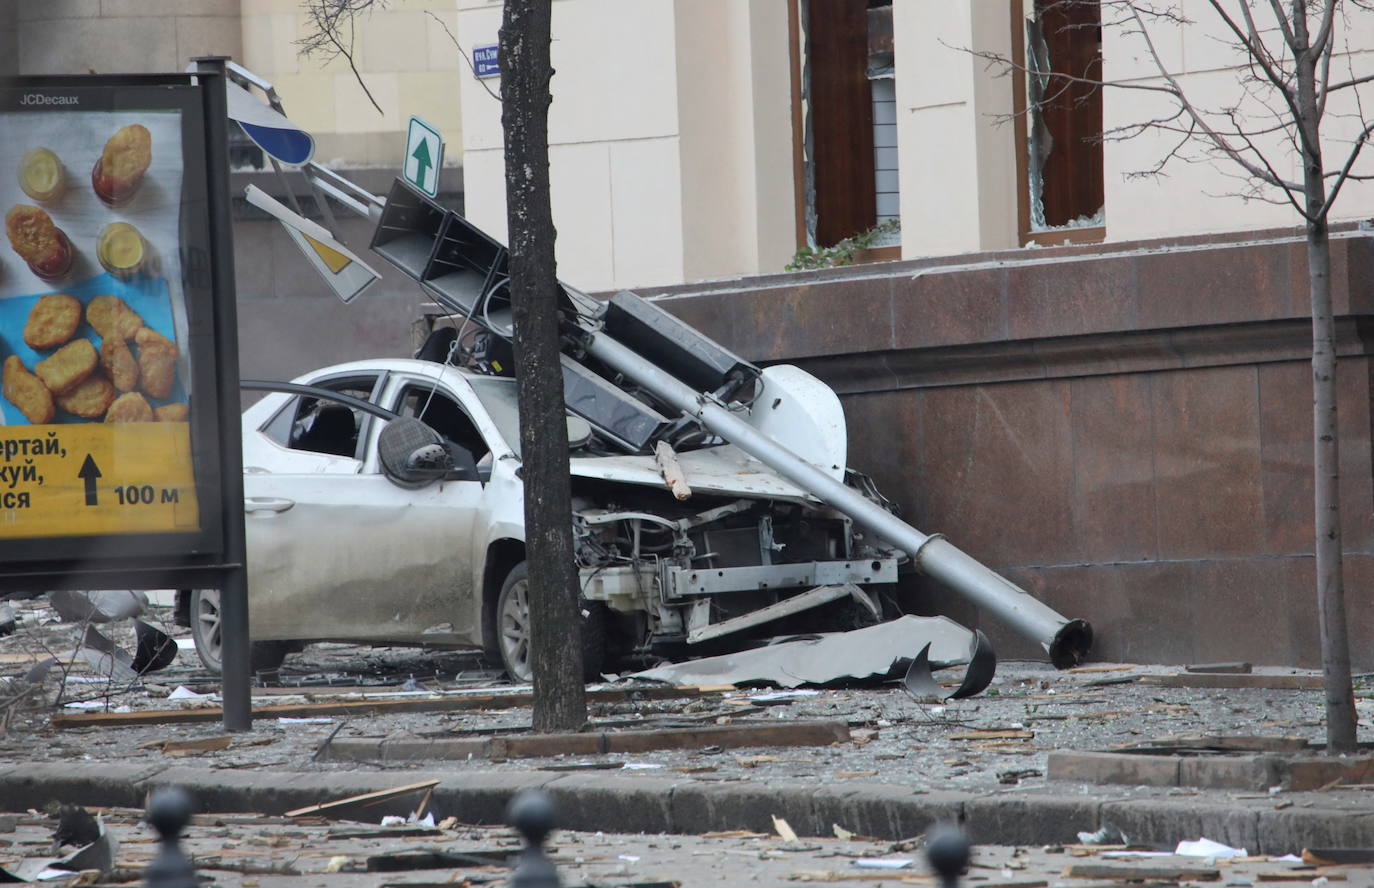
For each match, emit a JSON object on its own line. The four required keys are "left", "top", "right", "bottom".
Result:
{"left": 1318, "top": 119, "right": 1374, "bottom": 214}
{"left": 298, "top": 0, "right": 386, "bottom": 115}
{"left": 424, "top": 10, "right": 502, "bottom": 102}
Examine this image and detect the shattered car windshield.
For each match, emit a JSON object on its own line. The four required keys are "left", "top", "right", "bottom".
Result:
{"left": 468, "top": 375, "right": 655, "bottom": 459}
{"left": 466, "top": 377, "right": 522, "bottom": 457}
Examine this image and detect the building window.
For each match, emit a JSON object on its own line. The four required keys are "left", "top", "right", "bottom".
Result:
{"left": 798, "top": 0, "right": 898, "bottom": 250}
{"left": 1015, "top": 0, "right": 1104, "bottom": 244}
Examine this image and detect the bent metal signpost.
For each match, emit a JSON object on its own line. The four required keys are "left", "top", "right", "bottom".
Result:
{"left": 0, "top": 64, "right": 251, "bottom": 729}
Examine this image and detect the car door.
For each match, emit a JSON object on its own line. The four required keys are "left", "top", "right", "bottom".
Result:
{"left": 241, "top": 370, "right": 482, "bottom": 647}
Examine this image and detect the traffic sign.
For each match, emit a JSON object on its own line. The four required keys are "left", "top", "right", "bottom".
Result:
{"left": 225, "top": 80, "right": 314, "bottom": 165}
{"left": 404, "top": 116, "right": 443, "bottom": 198}
{"left": 246, "top": 185, "right": 380, "bottom": 303}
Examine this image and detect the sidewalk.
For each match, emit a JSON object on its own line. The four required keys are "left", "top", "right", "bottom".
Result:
{"left": 3, "top": 655, "right": 1373, "bottom": 854}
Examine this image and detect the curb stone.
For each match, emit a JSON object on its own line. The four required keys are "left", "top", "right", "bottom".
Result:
{"left": 963, "top": 795, "right": 1101, "bottom": 846}
{"left": 810, "top": 786, "right": 966, "bottom": 841}
{"left": 3, "top": 764, "right": 1373, "bottom": 852}
{"left": 1101, "top": 798, "right": 1261, "bottom": 854}
{"left": 1047, "top": 750, "right": 1374, "bottom": 792}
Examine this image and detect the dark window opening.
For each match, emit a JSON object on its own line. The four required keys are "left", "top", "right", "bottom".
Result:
{"left": 805, "top": 0, "right": 878, "bottom": 248}
{"left": 262, "top": 374, "right": 380, "bottom": 459}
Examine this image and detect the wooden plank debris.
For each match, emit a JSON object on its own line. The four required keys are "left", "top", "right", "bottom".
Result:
{"left": 949, "top": 730, "right": 1034, "bottom": 741}
{"left": 1140, "top": 673, "right": 1322, "bottom": 690}
{"left": 51, "top": 684, "right": 727, "bottom": 729}
{"left": 284, "top": 779, "right": 441, "bottom": 818}
{"left": 1255, "top": 872, "right": 1347, "bottom": 882}
{"left": 654, "top": 440, "right": 693, "bottom": 501}
{"left": 1066, "top": 665, "right": 1136, "bottom": 674}
{"left": 1186, "top": 662, "right": 1252, "bottom": 674}
{"left": 160, "top": 736, "right": 233, "bottom": 755}
{"left": 1144, "top": 734, "right": 1309, "bottom": 753}
{"left": 1061, "top": 862, "right": 1220, "bottom": 880}
{"left": 1303, "top": 847, "right": 1374, "bottom": 865}
{"left": 772, "top": 816, "right": 799, "bottom": 843}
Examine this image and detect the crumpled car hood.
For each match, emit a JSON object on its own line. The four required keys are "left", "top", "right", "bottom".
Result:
{"left": 570, "top": 443, "right": 815, "bottom": 503}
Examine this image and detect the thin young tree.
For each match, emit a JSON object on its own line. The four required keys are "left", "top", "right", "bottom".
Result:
{"left": 984, "top": 0, "right": 1368, "bottom": 751}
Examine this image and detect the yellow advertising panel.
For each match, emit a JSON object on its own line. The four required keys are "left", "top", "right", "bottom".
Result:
{"left": 0, "top": 423, "right": 200, "bottom": 537}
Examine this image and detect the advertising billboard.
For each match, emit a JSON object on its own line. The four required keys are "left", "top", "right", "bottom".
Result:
{"left": 0, "top": 75, "right": 230, "bottom": 565}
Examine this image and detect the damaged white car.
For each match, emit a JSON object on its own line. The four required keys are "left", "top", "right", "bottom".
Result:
{"left": 180, "top": 355, "right": 903, "bottom": 681}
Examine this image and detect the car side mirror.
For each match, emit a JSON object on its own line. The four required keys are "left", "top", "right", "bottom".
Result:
{"left": 443, "top": 441, "right": 482, "bottom": 483}
{"left": 379, "top": 417, "right": 453, "bottom": 488}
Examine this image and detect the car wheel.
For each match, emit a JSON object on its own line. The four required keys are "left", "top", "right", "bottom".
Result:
{"left": 189, "top": 589, "right": 290, "bottom": 676}
{"left": 496, "top": 562, "right": 607, "bottom": 684}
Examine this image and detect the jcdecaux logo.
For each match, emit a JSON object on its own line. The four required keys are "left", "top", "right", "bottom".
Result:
{"left": 19, "top": 94, "right": 79, "bottom": 106}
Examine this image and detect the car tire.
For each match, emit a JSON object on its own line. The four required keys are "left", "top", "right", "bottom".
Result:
{"left": 495, "top": 562, "right": 606, "bottom": 684}
{"left": 188, "top": 589, "right": 290, "bottom": 676}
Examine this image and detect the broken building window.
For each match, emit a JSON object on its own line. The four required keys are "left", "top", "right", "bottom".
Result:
{"left": 1022, "top": 0, "right": 1104, "bottom": 235}
{"left": 800, "top": 0, "right": 899, "bottom": 250}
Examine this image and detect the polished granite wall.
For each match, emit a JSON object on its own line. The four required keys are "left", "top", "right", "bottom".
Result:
{"left": 646, "top": 231, "right": 1374, "bottom": 668}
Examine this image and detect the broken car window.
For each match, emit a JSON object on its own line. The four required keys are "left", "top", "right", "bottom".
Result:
{"left": 397, "top": 385, "right": 491, "bottom": 466}
{"left": 260, "top": 373, "right": 381, "bottom": 459}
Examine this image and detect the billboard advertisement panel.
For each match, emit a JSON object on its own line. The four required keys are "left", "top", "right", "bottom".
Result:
{"left": 0, "top": 77, "right": 227, "bottom": 563}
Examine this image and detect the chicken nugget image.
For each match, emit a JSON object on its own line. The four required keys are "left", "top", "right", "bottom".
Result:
{"left": 99, "top": 337, "right": 139, "bottom": 393}
{"left": 154, "top": 402, "right": 189, "bottom": 422}
{"left": 23, "top": 292, "right": 81, "bottom": 349}
{"left": 104, "top": 391, "right": 153, "bottom": 423}
{"left": 34, "top": 338, "right": 97, "bottom": 395}
{"left": 56, "top": 372, "right": 116, "bottom": 419}
{"left": 5, "top": 204, "right": 73, "bottom": 282}
{"left": 92, "top": 124, "right": 152, "bottom": 205}
{"left": 86, "top": 294, "right": 144, "bottom": 341}
{"left": 3, "top": 356, "right": 54, "bottom": 424}
{"left": 134, "top": 327, "right": 179, "bottom": 399}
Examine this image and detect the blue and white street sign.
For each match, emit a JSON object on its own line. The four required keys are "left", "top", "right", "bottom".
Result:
{"left": 473, "top": 45, "right": 500, "bottom": 78}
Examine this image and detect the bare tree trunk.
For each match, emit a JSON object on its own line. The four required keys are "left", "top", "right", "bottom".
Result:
{"left": 1294, "top": 9, "right": 1356, "bottom": 754}
{"left": 499, "top": 0, "right": 587, "bottom": 733}
{"left": 1307, "top": 219, "right": 1357, "bottom": 753}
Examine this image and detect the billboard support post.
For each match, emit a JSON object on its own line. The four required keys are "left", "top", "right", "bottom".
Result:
{"left": 195, "top": 56, "right": 250, "bottom": 732}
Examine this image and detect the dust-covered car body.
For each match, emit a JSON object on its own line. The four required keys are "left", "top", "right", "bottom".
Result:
{"left": 210, "top": 356, "right": 901, "bottom": 680}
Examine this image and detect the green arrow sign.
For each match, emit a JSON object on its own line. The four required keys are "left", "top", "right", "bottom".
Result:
{"left": 411, "top": 139, "right": 432, "bottom": 191}
{"left": 404, "top": 116, "right": 443, "bottom": 198}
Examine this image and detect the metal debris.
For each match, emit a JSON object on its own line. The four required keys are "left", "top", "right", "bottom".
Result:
{"left": 631, "top": 615, "right": 995, "bottom": 692}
